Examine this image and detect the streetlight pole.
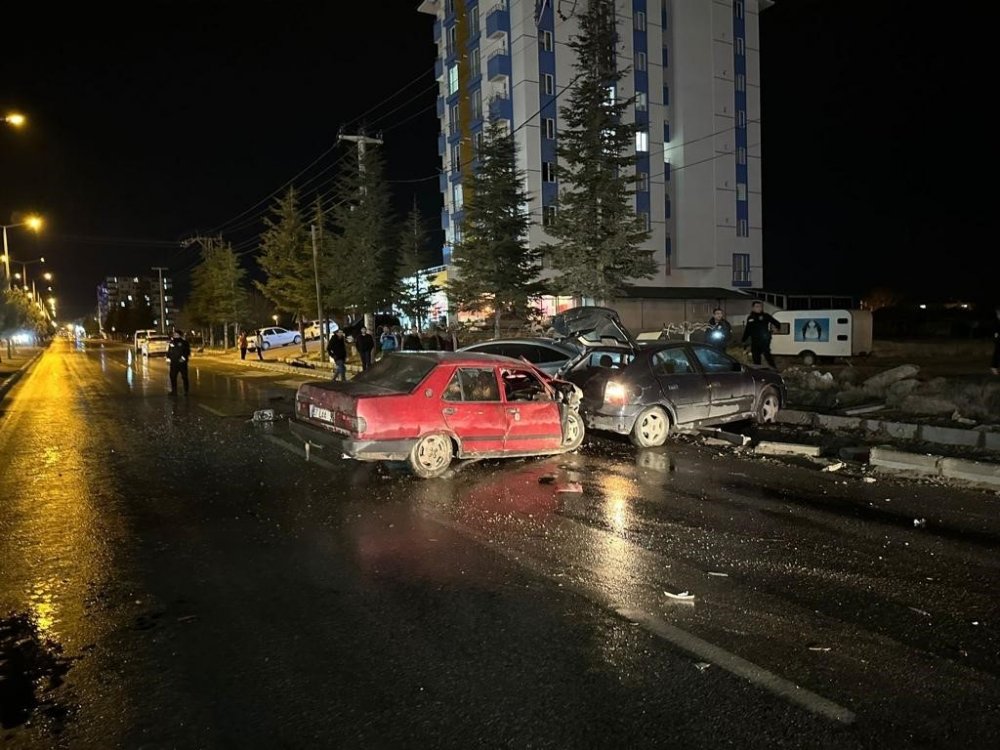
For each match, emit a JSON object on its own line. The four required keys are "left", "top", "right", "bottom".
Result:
{"left": 152, "top": 266, "right": 168, "bottom": 333}
{"left": 1, "top": 216, "right": 44, "bottom": 288}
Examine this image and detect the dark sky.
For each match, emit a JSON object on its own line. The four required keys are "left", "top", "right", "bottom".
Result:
{"left": 0, "top": 1, "right": 989, "bottom": 320}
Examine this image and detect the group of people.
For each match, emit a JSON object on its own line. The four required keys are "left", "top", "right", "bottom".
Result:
{"left": 325, "top": 325, "right": 455, "bottom": 381}
{"left": 706, "top": 301, "right": 780, "bottom": 368}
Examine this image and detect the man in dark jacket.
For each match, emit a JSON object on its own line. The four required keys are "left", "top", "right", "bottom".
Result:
{"left": 327, "top": 329, "right": 347, "bottom": 381}
{"left": 166, "top": 328, "right": 191, "bottom": 395}
{"left": 706, "top": 308, "right": 732, "bottom": 349}
{"left": 355, "top": 326, "right": 375, "bottom": 370}
{"left": 741, "top": 301, "right": 779, "bottom": 368}
{"left": 402, "top": 329, "right": 423, "bottom": 351}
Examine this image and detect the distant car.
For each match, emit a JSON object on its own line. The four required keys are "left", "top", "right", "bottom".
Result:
{"left": 289, "top": 352, "right": 584, "bottom": 478}
{"left": 458, "top": 338, "right": 582, "bottom": 375}
{"left": 559, "top": 341, "right": 785, "bottom": 448}
{"left": 133, "top": 328, "right": 157, "bottom": 356}
{"left": 249, "top": 327, "right": 301, "bottom": 351}
{"left": 141, "top": 334, "right": 171, "bottom": 357}
{"left": 304, "top": 319, "right": 339, "bottom": 340}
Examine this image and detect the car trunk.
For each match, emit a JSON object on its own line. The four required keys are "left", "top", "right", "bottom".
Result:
{"left": 295, "top": 382, "right": 397, "bottom": 436}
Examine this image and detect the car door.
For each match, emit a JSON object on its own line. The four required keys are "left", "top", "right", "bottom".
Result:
{"left": 440, "top": 367, "right": 507, "bottom": 455}
{"left": 499, "top": 366, "right": 564, "bottom": 453}
{"left": 649, "top": 348, "right": 711, "bottom": 425}
{"left": 690, "top": 345, "right": 755, "bottom": 420}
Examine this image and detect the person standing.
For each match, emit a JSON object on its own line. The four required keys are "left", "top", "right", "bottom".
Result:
{"left": 741, "top": 301, "right": 779, "bottom": 368}
{"left": 992, "top": 307, "right": 1000, "bottom": 376}
{"left": 254, "top": 330, "right": 264, "bottom": 361}
{"left": 328, "top": 329, "right": 348, "bottom": 381}
{"left": 706, "top": 308, "right": 732, "bottom": 349}
{"left": 355, "top": 326, "right": 375, "bottom": 370}
{"left": 379, "top": 326, "right": 398, "bottom": 358}
{"left": 402, "top": 329, "right": 423, "bottom": 351}
{"left": 166, "top": 328, "right": 191, "bottom": 395}
{"left": 238, "top": 330, "right": 248, "bottom": 360}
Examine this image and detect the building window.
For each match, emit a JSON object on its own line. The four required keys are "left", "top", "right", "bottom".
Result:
{"left": 737, "top": 219, "right": 748, "bottom": 237}
{"left": 732, "top": 253, "right": 751, "bottom": 284}
{"left": 664, "top": 193, "right": 671, "bottom": 218}
{"left": 663, "top": 121, "right": 670, "bottom": 142}
{"left": 543, "top": 117, "right": 555, "bottom": 139}
{"left": 736, "top": 183, "right": 747, "bottom": 201}
{"left": 472, "top": 90, "right": 483, "bottom": 120}
{"left": 448, "top": 64, "right": 459, "bottom": 95}
{"left": 735, "top": 74, "right": 745, "bottom": 91}
{"left": 635, "top": 130, "right": 648, "bottom": 152}
{"left": 445, "top": 0, "right": 455, "bottom": 14}
{"left": 543, "top": 73, "right": 555, "bottom": 95}
{"left": 452, "top": 183, "right": 464, "bottom": 210}
{"left": 635, "top": 91, "right": 647, "bottom": 111}
{"left": 542, "top": 161, "right": 556, "bottom": 182}
{"left": 450, "top": 104, "right": 459, "bottom": 128}
{"left": 736, "top": 146, "right": 746, "bottom": 164}
{"left": 451, "top": 144, "right": 461, "bottom": 172}
{"left": 636, "top": 171, "right": 649, "bottom": 192}
{"left": 447, "top": 25, "right": 457, "bottom": 57}
{"left": 634, "top": 11, "right": 646, "bottom": 31}
{"left": 474, "top": 130, "right": 485, "bottom": 154}
{"left": 469, "top": 5, "right": 480, "bottom": 37}
{"left": 636, "top": 51, "right": 647, "bottom": 71}
{"left": 540, "top": 29, "right": 553, "bottom": 52}
{"left": 470, "top": 48, "right": 481, "bottom": 79}
{"left": 736, "top": 37, "right": 745, "bottom": 55}
{"left": 737, "top": 111, "right": 746, "bottom": 128}
{"left": 663, "top": 84, "right": 669, "bottom": 105}
{"left": 734, "top": 1, "right": 744, "bottom": 20}
{"left": 542, "top": 205, "right": 557, "bottom": 227}
{"left": 639, "top": 212, "right": 651, "bottom": 231}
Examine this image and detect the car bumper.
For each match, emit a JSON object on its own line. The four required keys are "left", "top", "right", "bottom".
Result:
{"left": 289, "top": 419, "right": 415, "bottom": 461}
{"left": 581, "top": 404, "right": 644, "bottom": 435}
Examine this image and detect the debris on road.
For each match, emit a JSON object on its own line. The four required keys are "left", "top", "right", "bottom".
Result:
{"left": 556, "top": 482, "right": 583, "bottom": 493}
{"left": 822, "top": 461, "right": 846, "bottom": 473}
{"left": 908, "top": 607, "right": 931, "bottom": 617}
{"left": 694, "top": 662, "right": 712, "bottom": 672}
{"left": 863, "top": 476, "right": 877, "bottom": 483}
{"left": 538, "top": 475, "right": 556, "bottom": 485}
{"left": 913, "top": 518, "right": 927, "bottom": 528}
{"left": 664, "top": 590, "right": 695, "bottom": 601}
{"left": 707, "top": 571, "right": 729, "bottom": 577}
{"left": 252, "top": 409, "right": 276, "bottom": 422}
{"left": 807, "top": 644, "right": 832, "bottom": 652}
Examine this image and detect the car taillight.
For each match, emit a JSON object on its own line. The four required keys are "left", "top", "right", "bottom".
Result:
{"left": 604, "top": 381, "right": 628, "bottom": 406}
{"left": 334, "top": 412, "right": 367, "bottom": 434}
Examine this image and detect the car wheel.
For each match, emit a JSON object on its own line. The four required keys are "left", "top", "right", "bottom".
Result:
{"left": 293, "top": 335, "right": 302, "bottom": 345}
{"left": 756, "top": 387, "right": 781, "bottom": 424}
{"left": 562, "top": 410, "right": 585, "bottom": 451}
{"left": 800, "top": 350, "right": 816, "bottom": 366}
{"left": 408, "top": 434, "right": 453, "bottom": 479}
{"left": 261, "top": 341, "right": 270, "bottom": 351}
{"left": 630, "top": 406, "right": 670, "bottom": 448}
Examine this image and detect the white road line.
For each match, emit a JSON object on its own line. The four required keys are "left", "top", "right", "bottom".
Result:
{"left": 426, "top": 514, "right": 856, "bottom": 726}
{"left": 196, "top": 404, "right": 229, "bottom": 417}
{"left": 263, "top": 434, "right": 336, "bottom": 470}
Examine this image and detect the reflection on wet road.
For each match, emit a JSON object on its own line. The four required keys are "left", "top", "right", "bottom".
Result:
{"left": 1, "top": 341, "right": 998, "bottom": 747}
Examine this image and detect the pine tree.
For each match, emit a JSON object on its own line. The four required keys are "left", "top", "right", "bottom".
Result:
{"left": 396, "top": 199, "right": 438, "bottom": 332}
{"left": 255, "top": 188, "right": 314, "bottom": 349}
{"left": 449, "top": 119, "right": 540, "bottom": 337}
{"left": 544, "top": 0, "right": 655, "bottom": 303}
{"left": 330, "top": 144, "right": 396, "bottom": 320}
{"left": 189, "top": 238, "right": 250, "bottom": 347}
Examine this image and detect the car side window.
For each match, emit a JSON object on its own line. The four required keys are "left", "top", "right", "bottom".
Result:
{"left": 444, "top": 368, "right": 501, "bottom": 402}
{"left": 501, "top": 368, "right": 551, "bottom": 401}
{"left": 652, "top": 349, "right": 696, "bottom": 375}
{"left": 692, "top": 345, "right": 741, "bottom": 373}
{"left": 533, "top": 346, "right": 566, "bottom": 364}
{"left": 473, "top": 343, "right": 504, "bottom": 356}
{"left": 502, "top": 343, "right": 535, "bottom": 362}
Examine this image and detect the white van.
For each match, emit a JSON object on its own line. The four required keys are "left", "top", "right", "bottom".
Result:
{"left": 769, "top": 309, "right": 873, "bottom": 365}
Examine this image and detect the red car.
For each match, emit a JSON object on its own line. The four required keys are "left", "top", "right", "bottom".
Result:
{"left": 290, "top": 352, "right": 585, "bottom": 478}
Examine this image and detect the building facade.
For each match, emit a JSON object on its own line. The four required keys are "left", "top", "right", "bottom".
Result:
{"left": 417, "top": 0, "right": 766, "bottom": 326}
{"left": 98, "top": 275, "right": 177, "bottom": 332}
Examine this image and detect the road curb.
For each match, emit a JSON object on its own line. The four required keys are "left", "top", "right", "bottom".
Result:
{"left": 870, "top": 446, "right": 1000, "bottom": 488}
{"left": 0, "top": 349, "right": 46, "bottom": 405}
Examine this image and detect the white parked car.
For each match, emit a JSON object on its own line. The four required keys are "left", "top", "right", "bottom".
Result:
{"left": 141, "top": 334, "right": 171, "bottom": 357}
{"left": 304, "top": 319, "right": 339, "bottom": 340}
{"left": 133, "top": 328, "right": 157, "bottom": 356}
{"left": 250, "top": 327, "right": 302, "bottom": 351}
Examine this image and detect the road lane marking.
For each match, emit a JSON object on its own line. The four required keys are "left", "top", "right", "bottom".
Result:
{"left": 263, "top": 435, "right": 336, "bottom": 470}
{"left": 197, "top": 404, "right": 229, "bottom": 417}
{"left": 425, "top": 514, "right": 856, "bottom": 726}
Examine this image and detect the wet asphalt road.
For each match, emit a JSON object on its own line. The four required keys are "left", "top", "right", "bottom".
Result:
{"left": 1, "top": 341, "right": 998, "bottom": 748}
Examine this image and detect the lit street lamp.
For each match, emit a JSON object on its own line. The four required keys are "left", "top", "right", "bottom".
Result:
{"left": 3, "top": 112, "right": 26, "bottom": 128}
{"left": 272, "top": 314, "right": 279, "bottom": 325}
{"left": 1, "top": 214, "right": 44, "bottom": 287}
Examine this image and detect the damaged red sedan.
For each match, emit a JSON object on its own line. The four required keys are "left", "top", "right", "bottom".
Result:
{"left": 290, "top": 352, "right": 585, "bottom": 478}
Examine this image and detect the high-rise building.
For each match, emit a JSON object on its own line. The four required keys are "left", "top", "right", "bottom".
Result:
{"left": 418, "top": 0, "right": 767, "bottom": 324}
{"left": 98, "top": 275, "right": 177, "bottom": 332}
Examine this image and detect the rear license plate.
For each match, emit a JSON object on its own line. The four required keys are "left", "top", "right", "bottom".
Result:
{"left": 310, "top": 405, "right": 333, "bottom": 422}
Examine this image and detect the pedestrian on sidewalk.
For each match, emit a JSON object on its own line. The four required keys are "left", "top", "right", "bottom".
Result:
{"left": 355, "top": 327, "right": 375, "bottom": 370}
{"left": 238, "top": 330, "right": 248, "bottom": 360}
{"left": 379, "top": 326, "right": 398, "bottom": 358}
{"left": 402, "top": 329, "right": 423, "bottom": 351}
{"left": 992, "top": 307, "right": 1000, "bottom": 376}
{"left": 707, "top": 308, "right": 732, "bottom": 349}
{"left": 328, "top": 329, "right": 348, "bottom": 381}
{"left": 254, "top": 330, "right": 264, "bottom": 361}
{"left": 742, "top": 300, "right": 780, "bottom": 369}
{"left": 166, "top": 328, "right": 191, "bottom": 395}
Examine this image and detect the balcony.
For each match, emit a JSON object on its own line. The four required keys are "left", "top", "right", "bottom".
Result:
{"left": 487, "top": 48, "right": 511, "bottom": 82}
{"left": 439, "top": 172, "right": 449, "bottom": 193}
{"left": 433, "top": 19, "right": 441, "bottom": 43}
{"left": 438, "top": 133, "right": 447, "bottom": 156}
{"left": 434, "top": 57, "right": 444, "bottom": 80}
{"left": 488, "top": 93, "right": 512, "bottom": 122}
{"left": 485, "top": 4, "right": 509, "bottom": 39}
{"left": 436, "top": 96, "right": 445, "bottom": 118}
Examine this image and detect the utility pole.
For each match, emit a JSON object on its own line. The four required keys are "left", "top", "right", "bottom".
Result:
{"left": 338, "top": 131, "right": 384, "bottom": 331}
{"left": 151, "top": 266, "right": 168, "bottom": 333}
{"left": 310, "top": 224, "right": 326, "bottom": 357}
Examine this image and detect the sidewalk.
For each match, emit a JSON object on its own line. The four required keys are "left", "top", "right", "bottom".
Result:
{"left": 0, "top": 347, "right": 45, "bottom": 402}
{"left": 195, "top": 347, "right": 362, "bottom": 378}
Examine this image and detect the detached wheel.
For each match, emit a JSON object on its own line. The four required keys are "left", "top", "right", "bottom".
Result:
{"left": 562, "top": 410, "right": 585, "bottom": 451}
{"left": 408, "top": 434, "right": 453, "bottom": 478}
{"left": 756, "top": 387, "right": 781, "bottom": 424}
{"left": 630, "top": 406, "right": 670, "bottom": 448}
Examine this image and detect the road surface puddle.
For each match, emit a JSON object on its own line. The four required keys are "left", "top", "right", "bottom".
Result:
{"left": 0, "top": 613, "right": 74, "bottom": 732}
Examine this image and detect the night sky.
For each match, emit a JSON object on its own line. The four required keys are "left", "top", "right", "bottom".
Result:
{"left": 0, "top": 1, "right": 989, "bottom": 320}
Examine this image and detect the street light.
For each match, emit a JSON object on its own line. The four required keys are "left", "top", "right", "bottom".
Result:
{"left": 1, "top": 214, "right": 44, "bottom": 287}
{"left": 3, "top": 112, "right": 26, "bottom": 128}
{"left": 272, "top": 314, "right": 279, "bottom": 325}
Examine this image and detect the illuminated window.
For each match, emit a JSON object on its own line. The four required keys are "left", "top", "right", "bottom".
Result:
{"left": 452, "top": 183, "right": 464, "bottom": 209}
{"left": 635, "top": 131, "right": 649, "bottom": 152}
{"left": 636, "top": 91, "right": 647, "bottom": 111}
{"left": 448, "top": 65, "right": 459, "bottom": 95}
{"left": 736, "top": 183, "right": 747, "bottom": 201}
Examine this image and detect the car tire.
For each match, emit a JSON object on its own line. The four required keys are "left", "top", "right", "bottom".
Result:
{"left": 261, "top": 341, "right": 270, "bottom": 351}
{"left": 562, "top": 410, "right": 585, "bottom": 451}
{"left": 293, "top": 335, "right": 302, "bottom": 345}
{"left": 408, "top": 433, "right": 453, "bottom": 479}
{"left": 756, "top": 387, "right": 781, "bottom": 424}
{"left": 630, "top": 406, "right": 670, "bottom": 448}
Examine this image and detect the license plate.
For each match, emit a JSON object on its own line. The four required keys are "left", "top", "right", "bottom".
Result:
{"left": 309, "top": 405, "right": 333, "bottom": 422}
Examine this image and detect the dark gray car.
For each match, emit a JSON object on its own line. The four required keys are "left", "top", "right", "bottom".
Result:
{"left": 457, "top": 338, "right": 582, "bottom": 375}
{"left": 560, "top": 341, "right": 785, "bottom": 447}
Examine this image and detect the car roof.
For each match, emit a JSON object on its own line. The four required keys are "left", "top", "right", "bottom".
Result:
{"left": 394, "top": 351, "right": 546, "bottom": 367}
{"left": 462, "top": 338, "right": 579, "bottom": 351}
